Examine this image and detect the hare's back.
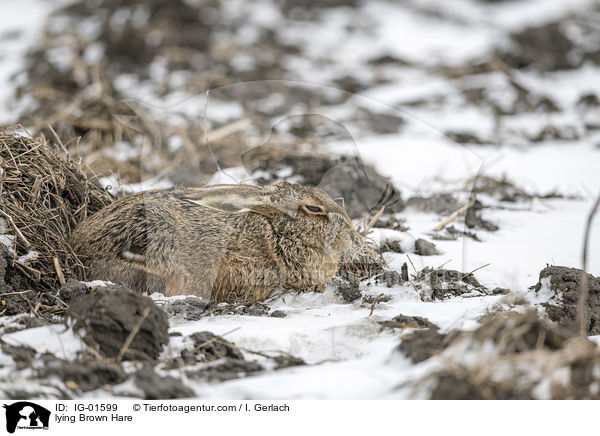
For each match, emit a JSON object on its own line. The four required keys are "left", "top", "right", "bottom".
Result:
{"left": 70, "top": 188, "right": 244, "bottom": 259}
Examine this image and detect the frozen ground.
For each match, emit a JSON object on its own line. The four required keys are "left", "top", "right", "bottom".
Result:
{"left": 0, "top": 0, "right": 599, "bottom": 399}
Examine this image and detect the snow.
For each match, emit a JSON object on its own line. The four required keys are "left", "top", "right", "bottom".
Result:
{"left": 82, "top": 280, "right": 114, "bottom": 287}
{"left": 0, "top": 0, "right": 57, "bottom": 124}
{"left": 17, "top": 250, "right": 38, "bottom": 264}
{"left": 377, "top": 197, "right": 600, "bottom": 290}
{"left": 2, "top": 325, "right": 85, "bottom": 360}
{"left": 99, "top": 174, "right": 173, "bottom": 196}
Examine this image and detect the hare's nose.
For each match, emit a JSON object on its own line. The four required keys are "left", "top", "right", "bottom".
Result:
{"left": 348, "top": 219, "right": 356, "bottom": 231}
{"left": 342, "top": 215, "right": 355, "bottom": 231}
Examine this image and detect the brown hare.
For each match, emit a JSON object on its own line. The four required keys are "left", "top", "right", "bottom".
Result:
{"left": 69, "top": 182, "right": 355, "bottom": 303}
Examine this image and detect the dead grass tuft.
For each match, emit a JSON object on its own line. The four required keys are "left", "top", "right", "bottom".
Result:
{"left": 0, "top": 128, "right": 113, "bottom": 289}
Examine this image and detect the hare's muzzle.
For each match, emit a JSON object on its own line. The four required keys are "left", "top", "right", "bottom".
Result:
{"left": 332, "top": 222, "right": 355, "bottom": 253}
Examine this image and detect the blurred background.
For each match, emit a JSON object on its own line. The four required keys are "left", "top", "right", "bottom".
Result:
{"left": 0, "top": 0, "right": 599, "bottom": 193}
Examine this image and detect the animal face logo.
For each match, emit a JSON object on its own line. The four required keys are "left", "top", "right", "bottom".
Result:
{"left": 3, "top": 402, "right": 50, "bottom": 434}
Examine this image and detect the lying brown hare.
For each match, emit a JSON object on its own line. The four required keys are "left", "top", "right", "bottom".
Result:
{"left": 69, "top": 182, "right": 355, "bottom": 303}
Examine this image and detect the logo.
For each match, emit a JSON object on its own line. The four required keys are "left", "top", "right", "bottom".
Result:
{"left": 3, "top": 402, "right": 50, "bottom": 434}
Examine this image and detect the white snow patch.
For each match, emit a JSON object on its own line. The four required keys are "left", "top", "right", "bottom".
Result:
{"left": 82, "top": 280, "right": 114, "bottom": 288}
{"left": 99, "top": 174, "right": 173, "bottom": 196}
{"left": 2, "top": 325, "right": 85, "bottom": 360}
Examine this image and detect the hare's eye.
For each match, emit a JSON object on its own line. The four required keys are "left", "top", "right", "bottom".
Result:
{"left": 303, "top": 204, "right": 325, "bottom": 214}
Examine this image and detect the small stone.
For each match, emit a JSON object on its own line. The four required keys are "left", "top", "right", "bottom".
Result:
{"left": 414, "top": 238, "right": 440, "bottom": 256}
{"left": 380, "top": 240, "right": 403, "bottom": 253}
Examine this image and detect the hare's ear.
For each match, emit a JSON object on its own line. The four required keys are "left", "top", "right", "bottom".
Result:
{"left": 246, "top": 203, "right": 298, "bottom": 219}
{"left": 184, "top": 197, "right": 297, "bottom": 218}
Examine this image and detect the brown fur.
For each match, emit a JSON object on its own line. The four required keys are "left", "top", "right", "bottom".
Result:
{"left": 69, "top": 182, "right": 355, "bottom": 303}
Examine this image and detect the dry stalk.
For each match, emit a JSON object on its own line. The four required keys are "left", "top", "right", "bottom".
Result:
{"left": 369, "top": 293, "right": 385, "bottom": 316}
{"left": 0, "top": 210, "right": 32, "bottom": 247}
{"left": 199, "top": 118, "right": 251, "bottom": 144}
{"left": 116, "top": 306, "right": 151, "bottom": 363}
{"left": 359, "top": 206, "right": 385, "bottom": 236}
{"left": 192, "top": 326, "right": 242, "bottom": 353}
{"left": 53, "top": 257, "right": 66, "bottom": 285}
{"left": 459, "top": 263, "right": 491, "bottom": 282}
{"left": 432, "top": 194, "right": 477, "bottom": 232}
{"left": 578, "top": 191, "right": 600, "bottom": 336}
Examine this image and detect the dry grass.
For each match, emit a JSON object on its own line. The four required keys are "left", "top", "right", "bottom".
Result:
{"left": 338, "top": 230, "right": 385, "bottom": 281}
{"left": 0, "top": 128, "right": 113, "bottom": 289}
{"left": 413, "top": 311, "right": 600, "bottom": 399}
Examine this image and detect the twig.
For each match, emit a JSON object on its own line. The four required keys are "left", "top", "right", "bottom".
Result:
{"left": 406, "top": 255, "right": 417, "bottom": 274}
{"left": 213, "top": 339, "right": 269, "bottom": 359}
{"left": 419, "top": 258, "right": 455, "bottom": 284}
{"left": 47, "top": 124, "right": 68, "bottom": 155}
{"left": 11, "top": 141, "right": 46, "bottom": 160}
{"left": 0, "top": 209, "right": 31, "bottom": 247}
{"left": 0, "top": 289, "right": 34, "bottom": 296}
{"left": 75, "top": 330, "right": 106, "bottom": 361}
{"left": 192, "top": 326, "right": 242, "bottom": 352}
{"left": 53, "top": 256, "right": 66, "bottom": 285}
{"left": 13, "top": 262, "right": 42, "bottom": 282}
{"left": 459, "top": 263, "right": 491, "bottom": 281}
{"left": 360, "top": 206, "right": 385, "bottom": 236}
{"left": 578, "top": 191, "right": 600, "bottom": 336}
{"left": 436, "top": 259, "right": 452, "bottom": 269}
{"left": 369, "top": 293, "right": 385, "bottom": 316}
{"left": 117, "top": 306, "right": 151, "bottom": 362}
{"left": 212, "top": 338, "right": 300, "bottom": 362}
{"left": 199, "top": 118, "right": 251, "bottom": 145}
{"left": 432, "top": 195, "right": 477, "bottom": 232}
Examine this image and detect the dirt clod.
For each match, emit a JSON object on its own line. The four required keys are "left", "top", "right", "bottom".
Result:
{"left": 68, "top": 287, "right": 169, "bottom": 361}
{"left": 397, "top": 328, "right": 449, "bottom": 363}
{"left": 189, "top": 331, "right": 245, "bottom": 362}
{"left": 406, "top": 193, "right": 460, "bottom": 215}
{"left": 334, "top": 274, "right": 361, "bottom": 302}
{"left": 38, "top": 355, "right": 126, "bottom": 392}
{"left": 0, "top": 245, "right": 38, "bottom": 316}
{"left": 416, "top": 267, "right": 486, "bottom": 300}
{"left": 57, "top": 279, "right": 91, "bottom": 306}
{"left": 418, "top": 311, "right": 600, "bottom": 399}
{"left": 272, "top": 355, "right": 306, "bottom": 369}
{"left": 379, "top": 270, "right": 403, "bottom": 287}
{"left": 380, "top": 240, "right": 402, "bottom": 253}
{"left": 533, "top": 266, "right": 600, "bottom": 335}
{"left": 381, "top": 314, "right": 439, "bottom": 330}
{"left": 186, "top": 358, "right": 264, "bottom": 383}
{"left": 133, "top": 366, "right": 193, "bottom": 399}
{"left": 414, "top": 238, "right": 440, "bottom": 256}
{"left": 500, "top": 22, "right": 577, "bottom": 71}
{"left": 429, "top": 368, "right": 533, "bottom": 400}
{"left": 1, "top": 344, "right": 36, "bottom": 369}
{"left": 465, "top": 199, "right": 499, "bottom": 231}
{"left": 161, "top": 297, "right": 212, "bottom": 320}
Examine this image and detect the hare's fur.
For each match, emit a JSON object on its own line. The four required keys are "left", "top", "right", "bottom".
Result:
{"left": 69, "top": 182, "right": 355, "bottom": 303}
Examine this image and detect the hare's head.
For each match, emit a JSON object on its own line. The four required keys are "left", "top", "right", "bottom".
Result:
{"left": 184, "top": 182, "right": 355, "bottom": 254}
{"left": 263, "top": 182, "right": 355, "bottom": 255}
